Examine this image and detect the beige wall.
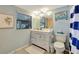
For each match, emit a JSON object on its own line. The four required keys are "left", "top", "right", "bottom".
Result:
{"left": 0, "top": 5, "right": 30, "bottom": 53}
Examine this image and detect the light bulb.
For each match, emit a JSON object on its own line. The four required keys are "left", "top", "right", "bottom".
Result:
{"left": 39, "top": 13, "right": 44, "bottom": 17}
{"left": 31, "top": 14, "right": 36, "bottom": 18}
{"left": 41, "top": 8, "right": 49, "bottom": 13}
{"left": 32, "top": 11, "right": 40, "bottom": 16}
{"left": 46, "top": 11, "right": 52, "bottom": 16}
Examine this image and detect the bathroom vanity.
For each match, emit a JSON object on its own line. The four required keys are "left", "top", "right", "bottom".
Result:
{"left": 30, "top": 29, "right": 54, "bottom": 52}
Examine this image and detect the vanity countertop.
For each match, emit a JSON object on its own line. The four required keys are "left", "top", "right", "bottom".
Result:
{"left": 30, "top": 29, "right": 53, "bottom": 32}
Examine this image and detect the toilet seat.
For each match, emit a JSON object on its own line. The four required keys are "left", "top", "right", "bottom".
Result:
{"left": 54, "top": 42, "right": 64, "bottom": 48}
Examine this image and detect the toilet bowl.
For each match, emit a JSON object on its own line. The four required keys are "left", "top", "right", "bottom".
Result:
{"left": 54, "top": 34, "right": 66, "bottom": 54}
{"left": 54, "top": 42, "right": 65, "bottom": 54}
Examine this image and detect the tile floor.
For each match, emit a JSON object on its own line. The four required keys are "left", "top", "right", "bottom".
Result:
{"left": 12, "top": 45, "right": 69, "bottom": 54}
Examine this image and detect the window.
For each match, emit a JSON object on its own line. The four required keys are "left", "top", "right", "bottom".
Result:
{"left": 16, "top": 13, "right": 32, "bottom": 29}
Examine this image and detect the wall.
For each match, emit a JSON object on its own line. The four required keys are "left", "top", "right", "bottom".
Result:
{"left": 0, "top": 5, "right": 30, "bottom": 53}
{"left": 53, "top": 6, "right": 72, "bottom": 50}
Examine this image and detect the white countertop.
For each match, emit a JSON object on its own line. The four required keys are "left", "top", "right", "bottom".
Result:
{"left": 30, "top": 29, "right": 53, "bottom": 32}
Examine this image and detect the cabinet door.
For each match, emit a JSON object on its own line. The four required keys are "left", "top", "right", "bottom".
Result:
{"left": 40, "top": 33, "right": 50, "bottom": 42}
{"left": 31, "top": 32, "right": 40, "bottom": 44}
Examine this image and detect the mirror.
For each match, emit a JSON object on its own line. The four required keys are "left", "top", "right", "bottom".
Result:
{"left": 40, "top": 16, "right": 53, "bottom": 29}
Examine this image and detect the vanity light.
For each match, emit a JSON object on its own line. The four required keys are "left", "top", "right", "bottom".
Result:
{"left": 31, "top": 8, "right": 52, "bottom": 18}
{"left": 32, "top": 11, "right": 40, "bottom": 16}
{"left": 46, "top": 11, "right": 52, "bottom": 16}
{"left": 31, "top": 14, "right": 36, "bottom": 18}
{"left": 40, "top": 8, "right": 49, "bottom": 13}
{"left": 39, "top": 12, "right": 44, "bottom": 17}
{"left": 31, "top": 10, "right": 41, "bottom": 18}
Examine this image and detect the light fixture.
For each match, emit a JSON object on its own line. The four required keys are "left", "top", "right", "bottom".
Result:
{"left": 46, "top": 11, "right": 52, "bottom": 16}
{"left": 31, "top": 14, "right": 36, "bottom": 18}
{"left": 39, "top": 12, "right": 44, "bottom": 17}
{"left": 32, "top": 11, "right": 40, "bottom": 16}
{"left": 40, "top": 8, "right": 49, "bottom": 13}
{"left": 31, "top": 8, "right": 52, "bottom": 18}
{"left": 31, "top": 10, "right": 41, "bottom": 18}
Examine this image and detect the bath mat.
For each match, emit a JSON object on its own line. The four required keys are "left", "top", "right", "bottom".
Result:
{"left": 25, "top": 45, "right": 46, "bottom": 54}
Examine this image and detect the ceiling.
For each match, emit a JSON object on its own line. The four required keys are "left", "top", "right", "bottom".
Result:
{"left": 16, "top": 5, "right": 66, "bottom": 13}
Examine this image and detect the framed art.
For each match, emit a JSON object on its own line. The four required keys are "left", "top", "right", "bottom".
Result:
{"left": 0, "top": 14, "right": 13, "bottom": 28}
{"left": 55, "top": 10, "right": 68, "bottom": 21}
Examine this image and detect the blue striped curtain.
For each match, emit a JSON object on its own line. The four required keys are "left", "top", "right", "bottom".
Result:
{"left": 70, "top": 5, "right": 79, "bottom": 54}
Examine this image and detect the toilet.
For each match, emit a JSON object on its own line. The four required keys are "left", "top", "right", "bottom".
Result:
{"left": 54, "top": 33, "right": 66, "bottom": 54}
{"left": 53, "top": 20, "right": 69, "bottom": 54}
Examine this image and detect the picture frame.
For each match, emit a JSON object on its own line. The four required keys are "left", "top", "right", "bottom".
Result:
{"left": 55, "top": 10, "right": 68, "bottom": 21}
{"left": 0, "top": 14, "right": 14, "bottom": 28}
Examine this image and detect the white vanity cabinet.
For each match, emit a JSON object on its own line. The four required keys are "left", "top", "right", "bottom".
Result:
{"left": 30, "top": 30, "right": 53, "bottom": 52}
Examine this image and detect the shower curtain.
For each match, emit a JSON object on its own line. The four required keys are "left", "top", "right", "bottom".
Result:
{"left": 70, "top": 5, "right": 79, "bottom": 54}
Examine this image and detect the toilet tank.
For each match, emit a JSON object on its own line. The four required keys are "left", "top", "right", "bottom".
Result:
{"left": 54, "top": 20, "right": 69, "bottom": 43}
{"left": 56, "top": 33, "right": 66, "bottom": 43}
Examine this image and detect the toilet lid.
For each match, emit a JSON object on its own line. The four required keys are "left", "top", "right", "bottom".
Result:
{"left": 54, "top": 42, "right": 64, "bottom": 48}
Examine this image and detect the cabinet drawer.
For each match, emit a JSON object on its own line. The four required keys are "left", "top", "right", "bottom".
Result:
{"left": 39, "top": 35, "right": 50, "bottom": 42}
{"left": 31, "top": 33, "right": 40, "bottom": 39}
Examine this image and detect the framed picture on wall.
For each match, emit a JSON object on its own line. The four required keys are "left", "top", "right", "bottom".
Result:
{"left": 55, "top": 10, "right": 68, "bottom": 21}
{"left": 0, "top": 14, "right": 14, "bottom": 28}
